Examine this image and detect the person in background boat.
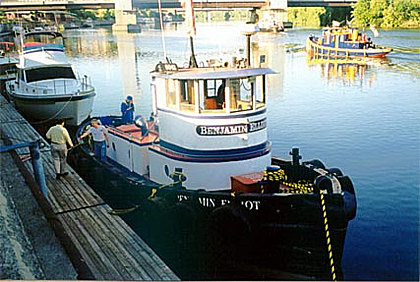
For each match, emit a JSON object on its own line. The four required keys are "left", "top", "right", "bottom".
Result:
{"left": 77, "top": 119, "right": 109, "bottom": 162}
{"left": 46, "top": 119, "right": 73, "bottom": 179}
{"left": 216, "top": 80, "right": 226, "bottom": 108}
{"left": 121, "top": 95, "right": 135, "bottom": 123}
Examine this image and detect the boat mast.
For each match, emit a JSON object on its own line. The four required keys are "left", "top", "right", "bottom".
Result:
{"left": 182, "top": 0, "right": 198, "bottom": 68}
{"left": 189, "top": 36, "right": 198, "bottom": 68}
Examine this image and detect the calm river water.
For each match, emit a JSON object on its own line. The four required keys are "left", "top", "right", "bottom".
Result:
{"left": 63, "top": 23, "right": 419, "bottom": 280}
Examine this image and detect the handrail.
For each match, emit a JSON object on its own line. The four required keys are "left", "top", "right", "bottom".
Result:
{"left": 17, "top": 77, "right": 94, "bottom": 95}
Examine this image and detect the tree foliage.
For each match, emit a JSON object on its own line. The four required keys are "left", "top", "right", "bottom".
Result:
{"left": 352, "top": 0, "right": 420, "bottom": 28}
{"left": 288, "top": 7, "right": 352, "bottom": 27}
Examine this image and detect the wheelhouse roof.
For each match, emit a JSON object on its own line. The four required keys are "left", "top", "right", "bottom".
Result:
{"left": 152, "top": 67, "right": 277, "bottom": 80}
{"left": 18, "top": 48, "right": 70, "bottom": 69}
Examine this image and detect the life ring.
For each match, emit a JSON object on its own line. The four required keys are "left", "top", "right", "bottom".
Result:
{"left": 206, "top": 204, "right": 251, "bottom": 256}
{"left": 166, "top": 202, "right": 198, "bottom": 248}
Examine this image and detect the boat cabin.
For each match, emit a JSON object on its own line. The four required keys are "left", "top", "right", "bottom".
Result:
{"left": 105, "top": 63, "right": 277, "bottom": 190}
{"left": 320, "top": 27, "right": 372, "bottom": 49}
{"left": 12, "top": 43, "right": 90, "bottom": 95}
{"left": 150, "top": 64, "right": 276, "bottom": 151}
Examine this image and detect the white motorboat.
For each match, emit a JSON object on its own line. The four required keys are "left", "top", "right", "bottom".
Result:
{"left": 6, "top": 33, "right": 95, "bottom": 126}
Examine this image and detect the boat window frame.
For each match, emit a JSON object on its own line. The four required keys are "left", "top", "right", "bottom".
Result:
{"left": 24, "top": 66, "right": 76, "bottom": 83}
{"left": 179, "top": 79, "right": 196, "bottom": 112}
{"left": 198, "top": 78, "right": 227, "bottom": 114}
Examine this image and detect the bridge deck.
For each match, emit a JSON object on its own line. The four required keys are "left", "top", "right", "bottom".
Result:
{"left": 0, "top": 0, "right": 357, "bottom": 10}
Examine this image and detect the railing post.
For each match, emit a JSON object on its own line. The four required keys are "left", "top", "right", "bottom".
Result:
{"left": 29, "top": 140, "right": 48, "bottom": 200}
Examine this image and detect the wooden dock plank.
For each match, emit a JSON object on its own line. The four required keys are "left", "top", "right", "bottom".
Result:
{"left": 0, "top": 95, "right": 179, "bottom": 281}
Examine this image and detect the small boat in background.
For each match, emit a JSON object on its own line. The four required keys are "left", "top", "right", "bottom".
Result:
{"left": 307, "top": 26, "right": 392, "bottom": 58}
{"left": 257, "top": 20, "right": 284, "bottom": 33}
{"left": 5, "top": 32, "right": 95, "bottom": 126}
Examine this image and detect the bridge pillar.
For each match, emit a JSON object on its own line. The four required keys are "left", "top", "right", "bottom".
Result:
{"left": 112, "top": 0, "right": 140, "bottom": 33}
{"left": 261, "top": 0, "right": 288, "bottom": 27}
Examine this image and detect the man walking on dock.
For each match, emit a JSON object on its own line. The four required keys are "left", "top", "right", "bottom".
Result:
{"left": 46, "top": 120, "right": 73, "bottom": 179}
{"left": 78, "top": 119, "right": 109, "bottom": 162}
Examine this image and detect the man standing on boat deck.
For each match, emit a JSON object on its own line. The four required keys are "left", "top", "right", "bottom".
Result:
{"left": 46, "top": 119, "right": 73, "bottom": 179}
{"left": 77, "top": 119, "right": 109, "bottom": 162}
{"left": 121, "top": 95, "right": 135, "bottom": 123}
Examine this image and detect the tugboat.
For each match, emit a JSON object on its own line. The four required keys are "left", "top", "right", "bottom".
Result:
{"left": 73, "top": 44, "right": 356, "bottom": 282}
{"left": 72, "top": 4, "right": 356, "bottom": 279}
{"left": 307, "top": 26, "right": 392, "bottom": 58}
{"left": 5, "top": 32, "right": 95, "bottom": 126}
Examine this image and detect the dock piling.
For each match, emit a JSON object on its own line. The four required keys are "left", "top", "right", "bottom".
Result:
{"left": 0, "top": 139, "right": 48, "bottom": 199}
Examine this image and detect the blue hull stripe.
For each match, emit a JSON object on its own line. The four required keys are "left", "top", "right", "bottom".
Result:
{"left": 159, "top": 140, "right": 268, "bottom": 157}
{"left": 150, "top": 142, "right": 271, "bottom": 163}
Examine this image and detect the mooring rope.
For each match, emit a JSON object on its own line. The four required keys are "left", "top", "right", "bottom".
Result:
{"left": 320, "top": 191, "right": 336, "bottom": 281}
{"left": 31, "top": 95, "right": 74, "bottom": 125}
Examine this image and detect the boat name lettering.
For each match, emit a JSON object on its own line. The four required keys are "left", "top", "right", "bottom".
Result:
{"left": 196, "top": 118, "right": 266, "bottom": 136}
{"left": 177, "top": 196, "right": 260, "bottom": 211}
{"left": 177, "top": 194, "right": 189, "bottom": 202}
{"left": 241, "top": 200, "right": 260, "bottom": 211}
{"left": 198, "top": 197, "right": 216, "bottom": 208}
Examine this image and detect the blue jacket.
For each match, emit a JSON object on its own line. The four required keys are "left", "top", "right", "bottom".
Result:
{"left": 121, "top": 101, "right": 135, "bottom": 122}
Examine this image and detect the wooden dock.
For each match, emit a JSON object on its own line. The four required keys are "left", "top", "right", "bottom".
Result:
{"left": 0, "top": 94, "right": 179, "bottom": 281}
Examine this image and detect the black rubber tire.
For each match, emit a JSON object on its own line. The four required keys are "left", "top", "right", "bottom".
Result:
{"left": 303, "top": 159, "right": 326, "bottom": 170}
{"left": 328, "top": 167, "right": 343, "bottom": 177}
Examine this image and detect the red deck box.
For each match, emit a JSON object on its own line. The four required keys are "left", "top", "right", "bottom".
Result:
{"left": 230, "top": 172, "right": 264, "bottom": 193}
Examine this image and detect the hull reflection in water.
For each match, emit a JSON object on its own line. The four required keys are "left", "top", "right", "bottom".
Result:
{"left": 306, "top": 55, "right": 377, "bottom": 87}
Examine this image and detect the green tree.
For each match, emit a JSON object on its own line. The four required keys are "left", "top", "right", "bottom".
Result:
{"left": 351, "top": 0, "right": 372, "bottom": 27}
{"left": 352, "top": 0, "right": 420, "bottom": 28}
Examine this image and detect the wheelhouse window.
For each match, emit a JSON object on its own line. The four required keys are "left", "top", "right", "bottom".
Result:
{"left": 25, "top": 66, "right": 75, "bottom": 83}
{"left": 179, "top": 80, "right": 195, "bottom": 112}
{"left": 230, "top": 78, "right": 253, "bottom": 112}
{"left": 199, "top": 79, "right": 225, "bottom": 112}
{"left": 166, "top": 79, "right": 177, "bottom": 109}
{"left": 255, "top": 75, "right": 265, "bottom": 109}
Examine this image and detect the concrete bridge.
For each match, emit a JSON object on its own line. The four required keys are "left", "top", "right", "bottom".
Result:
{"left": 0, "top": 0, "right": 357, "bottom": 10}
{"left": 0, "top": 0, "right": 356, "bottom": 32}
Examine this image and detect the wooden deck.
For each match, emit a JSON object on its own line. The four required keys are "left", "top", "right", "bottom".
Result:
{"left": 0, "top": 94, "right": 179, "bottom": 281}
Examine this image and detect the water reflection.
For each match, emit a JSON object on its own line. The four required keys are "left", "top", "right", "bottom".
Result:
{"left": 64, "top": 29, "right": 118, "bottom": 58}
{"left": 252, "top": 35, "right": 285, "bottom": 97}
{"left": 306, "top": 55, "right": 377, "bottom": 87}
{"left": 115, "top": 33, "right": 142, "bottom": 101}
